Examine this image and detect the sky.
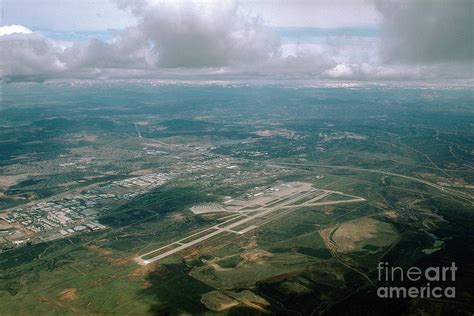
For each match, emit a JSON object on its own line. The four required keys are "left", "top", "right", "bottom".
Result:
{"left": 0, "top": 0, "right": 472, "bottom": 82}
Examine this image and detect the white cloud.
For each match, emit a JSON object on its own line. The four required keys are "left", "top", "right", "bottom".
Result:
{"left": 376, "top": 0, "right": 473, "bottom": 64}
{"left": 61, "top": 28, "right": 157, "bottom": 70}
{"left": 322, "top": 63, "right": 427, "bottom": 80}
{"left": 1, "top": 1, "right": 286, "bottom": 80}
{"left": 0, "top": 1, "right": 471, "bottom": 82}
{"left": 0, "top": 31, "right": 66, "bottom": 79}
{"left": 0, "top": 24, "right": 33, "bottom": 36}
{"left": 114, "top": 0, "right": 281, "bottom": 67}
{"left": 324, "top": 64, "right": 355, "bottom": 78}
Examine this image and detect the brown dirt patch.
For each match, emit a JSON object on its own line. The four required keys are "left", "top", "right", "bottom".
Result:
{"left": 383, "top": 210, "right": 398, "bottom": 219}
{"left": 263, "top": 271, "right": 301, "bottom": 283}
{"left": 0, "top": 175, "right": 27, "bottom": 190}
{"left": 240, "top": 235, "right": 257, "bottom": 250}
{"left": 170, "top": 212, "right": 185, "bottom": 221}
{"left": 183, "top": 248, "right": 200, "bottom": 261}
{"left": 253, "top": 130, "right": 274, "bottom": 137}
{"left": 58, "top": 288, "right": 77, "bottom": 301}
{"left": 111, "top": 256, "right": 133, "bottom": 266}
{"left": 0, "top": 220, "right": 13, "bottom": 230}
{"left": 252, "top": 129, "right": 295, "bottom": 138}
{"left": 331, "top": 218, "right": 398, "bottom": 252}
{"left": 240, "top": 249, "right": 272, "bottom": 265}
{"left": 2, "top": 221, "right": 35, "bottom": 241}
{"left": 129, "top": 262, "right": 161, "bottom": 278}
{"left": 129, "top": 169, "right": 154, "bottom": 176}
{"left": 86, "top": 244, "right": 112, "bottom": 257}
{"left": 201, "top": 290, "right": 270, "bottom": 312}
{"left": 208, "top": 262, "right": 232, "bottom": 272}
{"left": 86, "top": 244, "right": 131, "bottom": 266}
{"left": 201, "top": 291, "right": 239, "bottom": 312}
{"left": 320, "top": 227, "right": 331, "bottom": 240}
{"left": 72, "top": 134, "right": 98, "bottom": 142}
{"left": 38, "top": 296, "right": 54, "bottom": 305}
{"left": 38, "top": 295, "right": 63, "bottom": 308}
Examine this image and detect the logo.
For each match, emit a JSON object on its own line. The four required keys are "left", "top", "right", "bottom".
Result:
{"left": 377, "top": 262, "right": 457, "bottom": 299}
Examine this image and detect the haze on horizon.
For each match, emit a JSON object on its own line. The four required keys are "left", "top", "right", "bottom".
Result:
{"left": 0, "top": 0, "right": 472, "bottom": 83}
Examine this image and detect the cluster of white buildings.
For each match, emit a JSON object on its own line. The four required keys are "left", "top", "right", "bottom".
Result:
{"left": 172, "top": 157, "right": 236, "bottom": 173}
{"left": 2, "top": 172, "right": 174, "bottom": 244}
{"left": 3, "top": 193, "right": 108, "bottom": 237}
{"left": 1, "top": 154, "right": 242, "bottom": 248}
{"left": 112, "top": 173, "right": 170, "bottom": 189}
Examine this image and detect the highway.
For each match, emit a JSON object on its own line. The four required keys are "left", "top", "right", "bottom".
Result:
{"left": 270, "top": 162, "right": 473, "bottom": 203}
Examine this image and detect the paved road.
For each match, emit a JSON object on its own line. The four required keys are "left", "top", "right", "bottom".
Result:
{"left": 271, "top": 162, "right": 473, "bottom": 203}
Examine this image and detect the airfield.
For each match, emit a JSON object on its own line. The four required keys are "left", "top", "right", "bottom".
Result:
{"left": 135, "top": 182, "right": 365, "bottom": 265}
{"left": 1, "top": 84, "right": 472, "bottom": 315}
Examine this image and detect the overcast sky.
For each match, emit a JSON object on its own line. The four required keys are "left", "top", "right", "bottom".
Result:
{"left": 2, "top": 0, "right": 379, "bottom": 30}
{"left": 0, "top": 0, "right": 472, "bottom": 82}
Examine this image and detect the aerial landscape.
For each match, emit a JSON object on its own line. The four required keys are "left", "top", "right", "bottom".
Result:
{"left": 0, "top": 0, "right": 472, "bottom": 315}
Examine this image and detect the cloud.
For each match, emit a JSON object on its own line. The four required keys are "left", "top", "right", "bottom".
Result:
{"left": 61, "top": 27, "right": 157, "bottom": 70}
{"left": 322, "top": 63, "right": 427, "bottom": 80}
{"left": 375, "top": 0, "right": 473, "bottom": 64}
{"left": 0, "top": 1, "right": 285, "bottom": 80}
{"left": 0, "top": 0, "right": 471, "bottom": 82}
{"left": 0, "top": 32, "right": 66, "bottom": 79}
{"left": 0, "top": 24, "right": 33, "bottom": 36}
{"left": 114, "top": 0, "right": 281, "bottom": 67}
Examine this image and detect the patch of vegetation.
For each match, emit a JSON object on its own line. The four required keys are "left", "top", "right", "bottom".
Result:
{"left": 99, "top": 185, "right": 215, "bottom": 228}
